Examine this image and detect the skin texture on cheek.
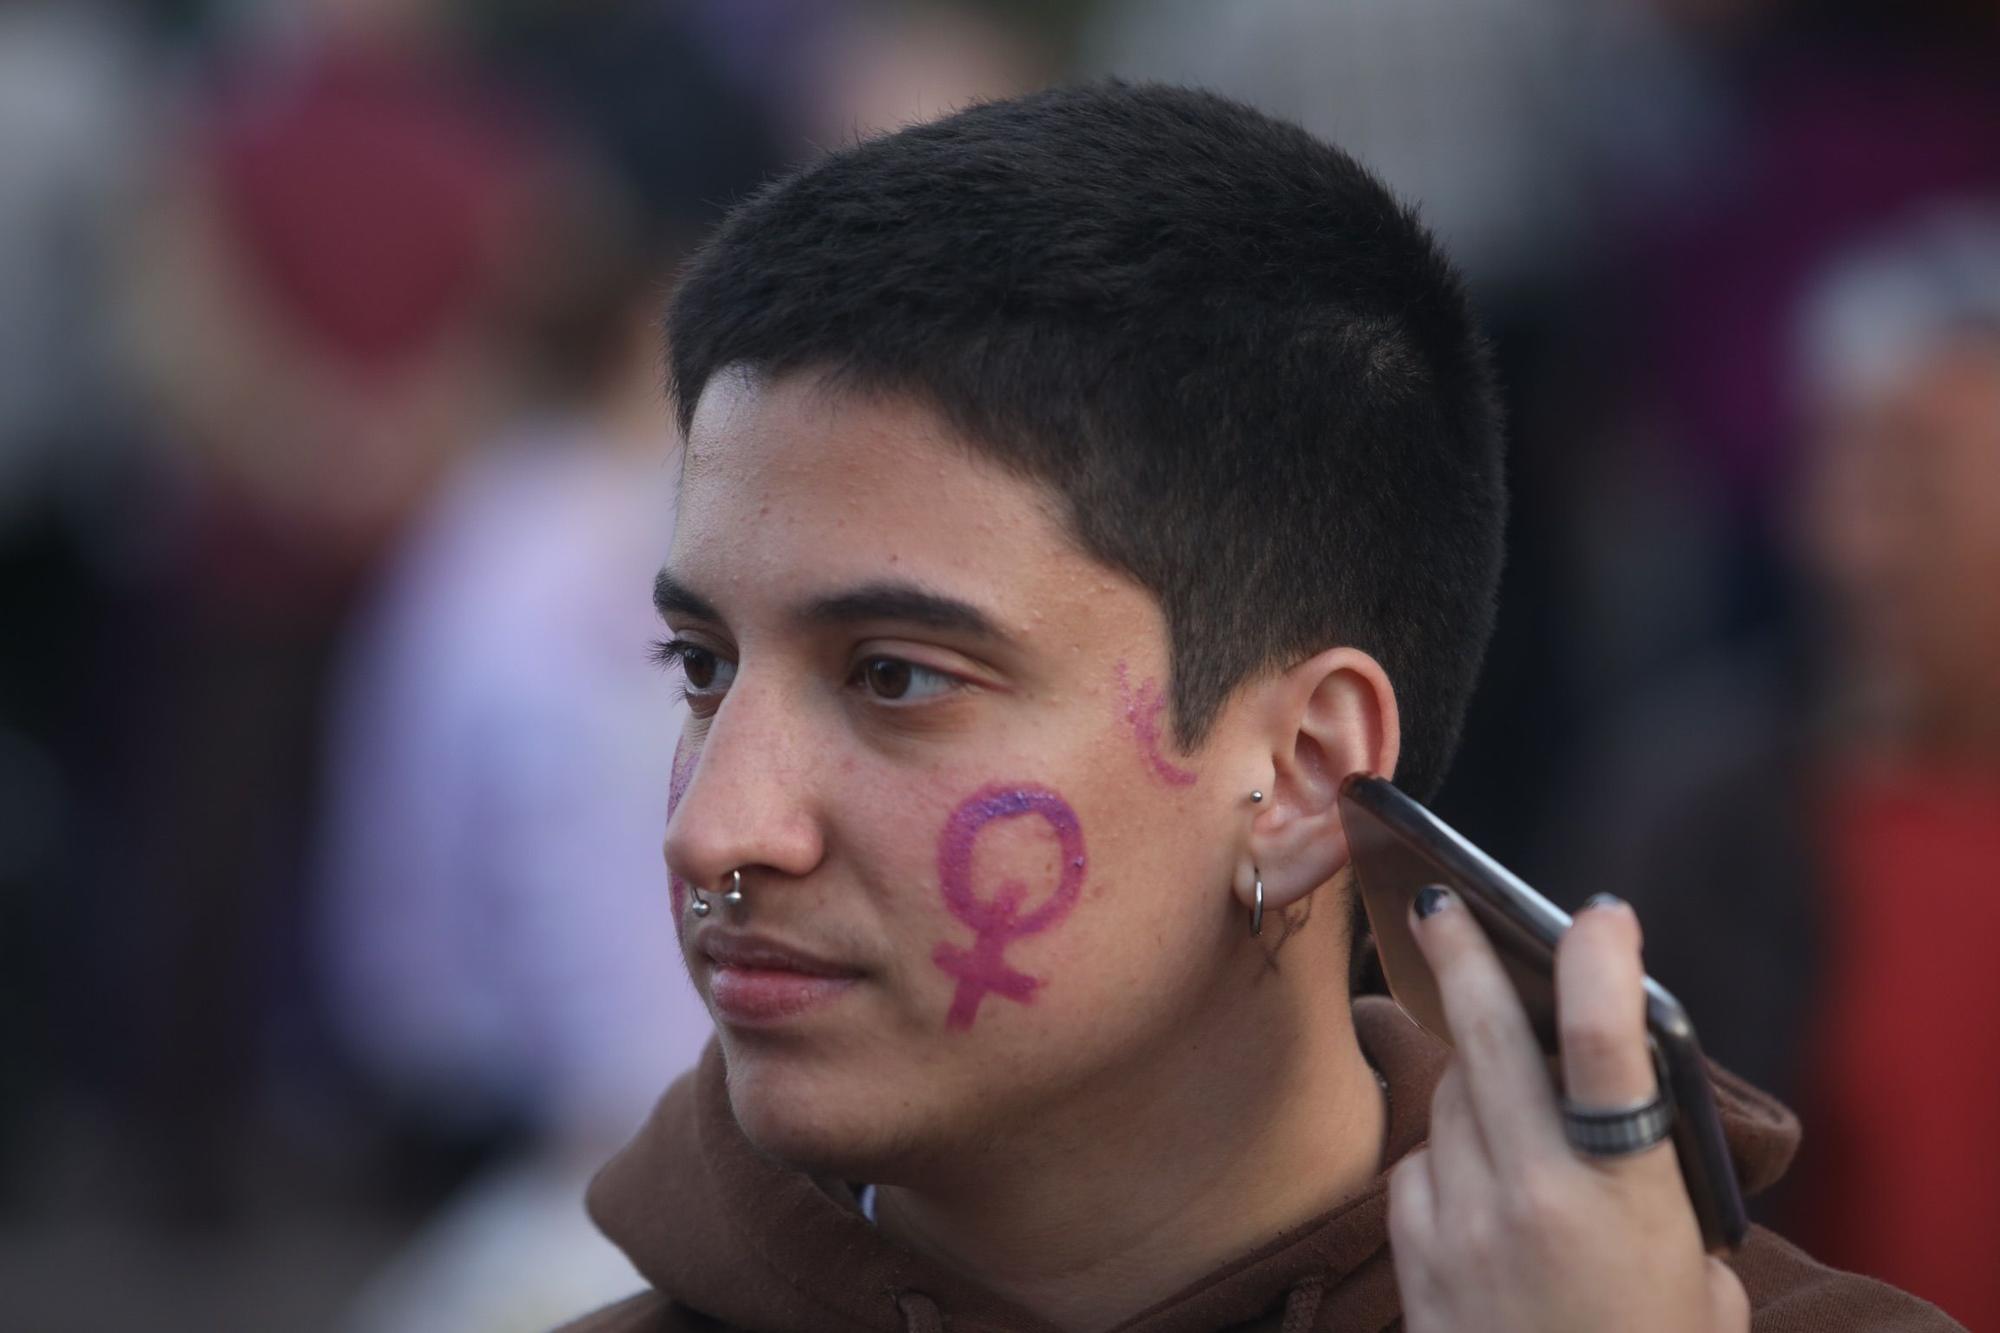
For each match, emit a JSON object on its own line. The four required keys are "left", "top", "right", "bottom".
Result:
{"left": 1114, "top": 661, "right": 1199, "bottom": 788}
{"left": 933, "top": 784, "right": 1088, "bottom": 1030}
{"left": 666, "top": 736, "right": 696, "bottom": 919}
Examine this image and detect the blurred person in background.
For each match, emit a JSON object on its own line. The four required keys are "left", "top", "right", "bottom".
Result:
{"left": 1580, "top": 207, "right": 2000, "bottom": 1330}
{"left": 1621, "top": 0, "right": 2000, "bottom": 526}
{"left": 1, "top": 4, "right": 547, "bottom": 1325}
{"left": 311, "top": 6, "right": 785, "bottom": 1329}
{"left": 80, "top": 0, "right": 533, "bottom": 1229}
{"left": 1568, "top": 0, "right": 2000, "bottom": 730}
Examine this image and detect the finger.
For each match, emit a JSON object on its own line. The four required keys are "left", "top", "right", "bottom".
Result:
{"left": 1426, "top": 1062, "right": 1496, "bottom": 1193}
{"left": 1556, "top": 895, "right": 1680, "bottom": 1184}
{"left": 1392, "top": 1136, "right": 1440, "bottom": 1240}
{"left": 1410, "top": 887, "right": 1564, "bottom": 1160}
{"left": 1387, "top": 1151, "right": 1439, "bottom": 1310}
{"left": 1555, "top": 895, "right": 1657, "bottom": 1110}
{"left": 1707, "top": 1256, "right": 1751, "bottom": 1332}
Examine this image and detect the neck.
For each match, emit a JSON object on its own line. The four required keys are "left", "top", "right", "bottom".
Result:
{"left": 873, "top": 922, "right": 1387, "bottom": 1332}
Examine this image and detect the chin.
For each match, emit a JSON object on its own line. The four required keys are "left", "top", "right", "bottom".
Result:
{"left": 719, "top": 1035, "right": 934, "bottom": 1179}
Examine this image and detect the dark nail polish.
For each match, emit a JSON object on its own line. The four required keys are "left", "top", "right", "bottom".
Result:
{"left": 1415, "top": 885, "right": 1449, "bottom": 919}
{"left": 1583, "top": 892, "right": 1626, "bottom": 912}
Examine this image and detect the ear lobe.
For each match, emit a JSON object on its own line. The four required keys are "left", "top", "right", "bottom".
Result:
{"left": 1242, "top": 648, "right": 1398, "bottom": 912}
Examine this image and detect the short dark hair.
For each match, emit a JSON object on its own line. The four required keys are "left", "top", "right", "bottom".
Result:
{"left": 667, "top": 82, "right": 1505, "bottom": 803}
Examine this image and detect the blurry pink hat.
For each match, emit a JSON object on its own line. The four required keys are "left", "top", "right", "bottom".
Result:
{"left": 205, "top": 41, "right": 529, "bottom": 374}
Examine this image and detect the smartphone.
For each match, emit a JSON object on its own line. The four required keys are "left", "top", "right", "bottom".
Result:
{"left": 1337, "top": 772, "right": 1748, "bottom": 1251}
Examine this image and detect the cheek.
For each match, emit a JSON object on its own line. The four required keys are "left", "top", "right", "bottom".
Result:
{"left": 1065, "top": 807, "right": 1236, "bottom": 985}
{"left": 842, "top": 759, "right": 1231, "bottom": 1041}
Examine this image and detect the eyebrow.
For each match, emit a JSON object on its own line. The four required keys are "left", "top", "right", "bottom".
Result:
{"left": 798, "top": 582, "right": 1007, "bottom": 640}
{"left": 653, "top": 570, "right": 721, "bottom": 623}
{"left": 653, "top": 571, "right": 1010, "bottom": 643}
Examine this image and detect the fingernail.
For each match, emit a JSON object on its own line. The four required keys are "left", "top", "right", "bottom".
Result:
{"left": 1582, "top": 892, "right": 1626, "bottom": 913}
{"left": 1415, "top": 885, "right": 1450, "bottom": 919}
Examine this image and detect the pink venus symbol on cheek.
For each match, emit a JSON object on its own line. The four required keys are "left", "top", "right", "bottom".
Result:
{"left": 1114, "top": 661, "right": 1198, "bottom": 787}
{"left": 932, "top": 785, "right": 1087, "bottom": 1031}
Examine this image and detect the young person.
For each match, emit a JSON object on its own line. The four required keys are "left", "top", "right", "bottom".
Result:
{"left": 561, "top": 84, "right": 1958, "bottom": 1332}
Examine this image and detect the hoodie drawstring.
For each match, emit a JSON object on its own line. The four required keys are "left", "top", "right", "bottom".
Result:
{"left": 896, "top": 1290, "right": 945, "bottom": 1333}
{"left": 1280, "top": 1275, "right": 1326, "bottom": 1333}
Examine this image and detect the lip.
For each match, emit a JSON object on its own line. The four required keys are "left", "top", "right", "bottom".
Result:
{"left": 699, "top": 931, "right": 863, "bottom": 1026}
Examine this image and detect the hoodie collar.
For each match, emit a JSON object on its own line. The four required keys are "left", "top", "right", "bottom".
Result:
{"left": 586, "top": 997, "right": 1801, "bottom": 1332}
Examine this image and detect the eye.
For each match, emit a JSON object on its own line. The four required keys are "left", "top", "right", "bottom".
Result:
{"left": 650, "top": 638, "right": 736, "bottom": 700}
{"left": 855, "top": 655, "right": 959, "bottom": 703}
{"left": 679, "top": 644, "right": 720, "bottom": 690}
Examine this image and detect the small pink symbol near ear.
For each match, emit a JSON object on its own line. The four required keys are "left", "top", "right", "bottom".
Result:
{"left": 932, "top": 786, "right": 1087, "bottom": 1029}
{"left": 1114, "top": 661, "right": 1199, "bottom": 787}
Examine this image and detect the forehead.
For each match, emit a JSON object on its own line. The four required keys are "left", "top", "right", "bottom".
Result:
{"left": 670, "top": 369, "right": 1122, "bottom": 627}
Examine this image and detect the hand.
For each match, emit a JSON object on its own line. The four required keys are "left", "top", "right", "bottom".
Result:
{"left": 1386, "top": 889, "right": 1749, "bottom": 1333}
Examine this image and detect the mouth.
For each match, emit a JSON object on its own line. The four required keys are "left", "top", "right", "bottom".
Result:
{"left": 699, "top": 931, "right": 864, "bottom": 1025}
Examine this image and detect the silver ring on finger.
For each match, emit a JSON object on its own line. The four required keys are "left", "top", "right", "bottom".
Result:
{"left": 1560, "top": 1091, "right": 1675, "bottom": 1158}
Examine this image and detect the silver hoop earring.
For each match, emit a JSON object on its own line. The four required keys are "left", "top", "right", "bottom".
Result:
{"left": 688, "top": 885, "right": 712, "bottom": 917}
{"left": 1250, "top": 870, "right": 1264, "bottom": 936}
{"left": 722, "top": 868, "right": 746, "bottom": 908}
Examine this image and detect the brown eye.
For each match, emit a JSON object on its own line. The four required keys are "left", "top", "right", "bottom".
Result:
{"left": 680, "top": 645, "right": 718, "bottom": 689}
{"left": 862, "top": 657, "right": 912, "bottom": 699}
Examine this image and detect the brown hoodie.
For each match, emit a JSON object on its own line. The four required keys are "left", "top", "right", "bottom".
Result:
{"left": 559, "top": 997, "right": 1961, "bottom": 1332}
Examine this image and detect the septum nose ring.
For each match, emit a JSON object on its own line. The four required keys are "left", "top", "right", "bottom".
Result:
{"left": 688, "top": 869, "right": 746, "bottom": 918}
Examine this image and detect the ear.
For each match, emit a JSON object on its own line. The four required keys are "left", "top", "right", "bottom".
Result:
{"left": 1239, "top": 647, "right": 1400, "bottom": 913}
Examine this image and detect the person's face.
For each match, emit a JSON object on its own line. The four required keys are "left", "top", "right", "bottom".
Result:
{"left": 1802, "top": 336, "right": 2000, "bottom": 745}
{"left": 657, "top": 370, "right": 1266, "bottom": 1178}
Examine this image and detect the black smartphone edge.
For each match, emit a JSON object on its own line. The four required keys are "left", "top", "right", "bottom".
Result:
{"left": 1337, "top": 772, "right": 1751, "bottom": 1252}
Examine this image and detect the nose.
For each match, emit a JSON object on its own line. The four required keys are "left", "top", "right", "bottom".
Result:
{"left": 664, "top": 674, "right": 827, "bottom": 899}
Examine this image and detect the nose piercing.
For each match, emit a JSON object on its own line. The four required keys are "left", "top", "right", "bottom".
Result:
{"left": 687, "top": 869, "right": 746, "bottom": 918}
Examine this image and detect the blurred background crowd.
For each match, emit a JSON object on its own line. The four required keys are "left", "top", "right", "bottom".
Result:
{"left": 2, "top": 0, "right": 1996, "bottom": 1328}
